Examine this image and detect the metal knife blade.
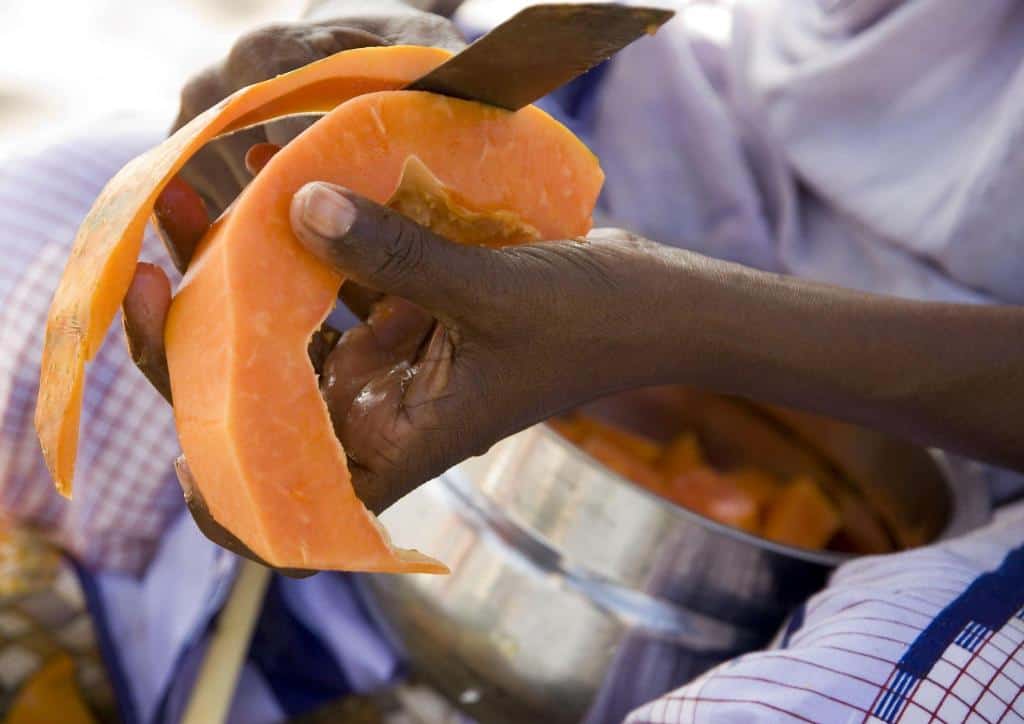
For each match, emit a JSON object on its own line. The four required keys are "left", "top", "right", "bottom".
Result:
{"left": 404, "top": 3, "right": 675, "bottom": 111}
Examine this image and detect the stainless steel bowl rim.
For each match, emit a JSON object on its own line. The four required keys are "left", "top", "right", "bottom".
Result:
{"left": 443, "top": 470, "right": 766, "bottom": 652}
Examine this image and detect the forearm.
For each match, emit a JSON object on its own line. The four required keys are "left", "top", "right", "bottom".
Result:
{"left": 651, "top": 251, "right": 1024, "bottom": 470}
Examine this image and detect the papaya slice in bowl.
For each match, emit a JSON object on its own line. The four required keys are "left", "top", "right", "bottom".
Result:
{"left": 35, "top": 46, "right": 603, "bottom": 573}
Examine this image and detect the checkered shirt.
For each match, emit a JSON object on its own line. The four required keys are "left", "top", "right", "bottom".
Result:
{"left": 627, "top": 506, "right": 1024, "bottom": 723}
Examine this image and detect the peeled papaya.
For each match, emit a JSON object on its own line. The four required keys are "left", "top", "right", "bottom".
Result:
{"left": 35, "top": 45, "right": 603, "bottom": 572}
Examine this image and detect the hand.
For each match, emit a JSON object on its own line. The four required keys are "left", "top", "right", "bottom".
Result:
{"left": 169, "top": 10, "right": 465, "bottom": 256}
{"left": 287, "top": 185, "right": 682, "bottom": 513}
{"left": 125, "top": 173, "right": 680, "bottom": 571}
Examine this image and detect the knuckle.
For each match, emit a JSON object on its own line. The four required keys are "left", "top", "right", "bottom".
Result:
{"left": 179, "top": 68, "right": 223, "bottom": 117}
{"left": 374, "top": 213, "right": 426, "bottom": 284}
{"left": 226, "top": 30, "right": 270, "bottom": 76}
{"left": 227, "top": 23, "right": 311, "bottom": 81}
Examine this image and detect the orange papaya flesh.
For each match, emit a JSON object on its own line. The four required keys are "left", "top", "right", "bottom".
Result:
{"left": 664, "top": 468, "right": 760, "bottom": 533}
{"left": 762, "top": 476, "right": 842, "bottom": 550}
{"left": 575, "top": 417, "right": 662, "bottom": 463}
{"left": 722, "top": 467, "right": 781, "bottom": 509}
{"left": 547, "top": 415, "right": 589, "bottom": 445}
{"left": 579, "top": 435, "right": 664, "bottom": 491}
{"left": 167, "top": 89, "right": 601, "bottom": 571}
{"left": 657, "top": 432, "right": 705, "bottom": 477}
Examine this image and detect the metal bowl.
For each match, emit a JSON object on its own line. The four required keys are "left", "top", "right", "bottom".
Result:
{"left": 360, "top": 389, "right": 990, "bottom": 723}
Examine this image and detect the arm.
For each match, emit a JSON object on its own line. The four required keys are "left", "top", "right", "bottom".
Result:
{"left": 638, "top": 248, "right": 1024, "bottom": 471}
{"left": 284, "top": 192, "right": 1024, "bottom": 478}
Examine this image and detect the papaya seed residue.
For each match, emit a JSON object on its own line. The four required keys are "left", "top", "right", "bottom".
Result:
{"left": 385, "top": 156, "right": 541, "bottom": 247}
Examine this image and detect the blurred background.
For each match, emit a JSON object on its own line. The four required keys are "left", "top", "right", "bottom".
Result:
{"left": 0, "top": 0, "right": 727, "bottom": 157}
{"left": 0, "top": 0, "right": 304, "bottom": 156}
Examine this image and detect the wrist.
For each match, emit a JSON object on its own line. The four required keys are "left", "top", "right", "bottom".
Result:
{"left": 642, "top": 252, "right": 840, "bottom": 399}
{"left": 536, "top": 242, "right": 716, "bottom": 406}
{"left": 610, "top": 246, "right": 720, "bottom": 391}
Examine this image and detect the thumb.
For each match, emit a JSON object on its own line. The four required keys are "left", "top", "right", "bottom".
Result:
{"left": 122, "top": 262, "right": 173, "bottom": 404}
{"left": 290, "top": 182, "right": 492, "bottom": 317}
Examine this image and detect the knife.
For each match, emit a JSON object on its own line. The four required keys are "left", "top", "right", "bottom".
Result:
{"left": 405, "top": 3, "right": 675, "bottom": 110}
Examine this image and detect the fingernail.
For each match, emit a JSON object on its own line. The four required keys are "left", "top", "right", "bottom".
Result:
{"left": 299, "top": 183, "right": 355, "bottom": 239}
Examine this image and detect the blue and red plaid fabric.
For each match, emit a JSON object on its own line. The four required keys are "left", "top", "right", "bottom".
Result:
{"left": 626, "top": 508, "right": 1024, "bottom": 723}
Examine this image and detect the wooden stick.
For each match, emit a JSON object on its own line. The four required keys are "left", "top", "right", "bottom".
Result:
{"left": 181, "top": 560, "right": 272, "bottom": 724}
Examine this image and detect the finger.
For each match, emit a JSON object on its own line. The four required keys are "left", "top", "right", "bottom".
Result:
{"left": 178, "top": 147, "right": 241, "bottom": 217}
{"left": 224, "top": 24, "right": 383, "bottom": 89}
{"left": 122, "top": 263, "right": 173, "bottom": 404}
{"left": 244, "top": 142, "right": 281, "bottom": 176}
{"left": 174, "top": 66, "right": 226, "bottom": 133}
{"left": 403, "top": 324, "right": 455, "bottom": 412}
{"left": 320, "top": 297, "right": 433, "bottom": 438}
{"left": 290, "top": 183, "right": 495, "bottom": 317}
{"left": 154, "top": 176, "right": 210, "bottom": 272}
{"left": 340, "top": 364, "right": 416, "bottom": 514}
{"left": 340, "top": 323, "right": 459, "bottom": 513}
{"left": 311, "top": 24, "right": 390, "bottom": 54}
{"left": 175, "top": 457, "right": 316, "bottom": 578}
{"left": 340, "top": 15, "right": 466, "bottom": 51}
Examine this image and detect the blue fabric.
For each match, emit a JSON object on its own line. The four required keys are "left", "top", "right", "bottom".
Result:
{"left": 250, "top": 576, "right": 352, "bottom": 717}
{"left": 276, "top": 573, "right": 402, "bottom": 693}
{"left": 873, "top": 542, "right": 1024, "bottom": 721}
{"left": 89, "top": 511, "right": 238, "bottom": 724}
{"left": 897, "top": 543, "right": 1024, "bottom": 679}
{"left": 73, "top": 559, "right": 141, "bottom": 724}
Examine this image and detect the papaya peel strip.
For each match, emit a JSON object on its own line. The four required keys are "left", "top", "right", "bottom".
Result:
{"left": 35, "top": 46, "right": 452, "bottom": 497}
